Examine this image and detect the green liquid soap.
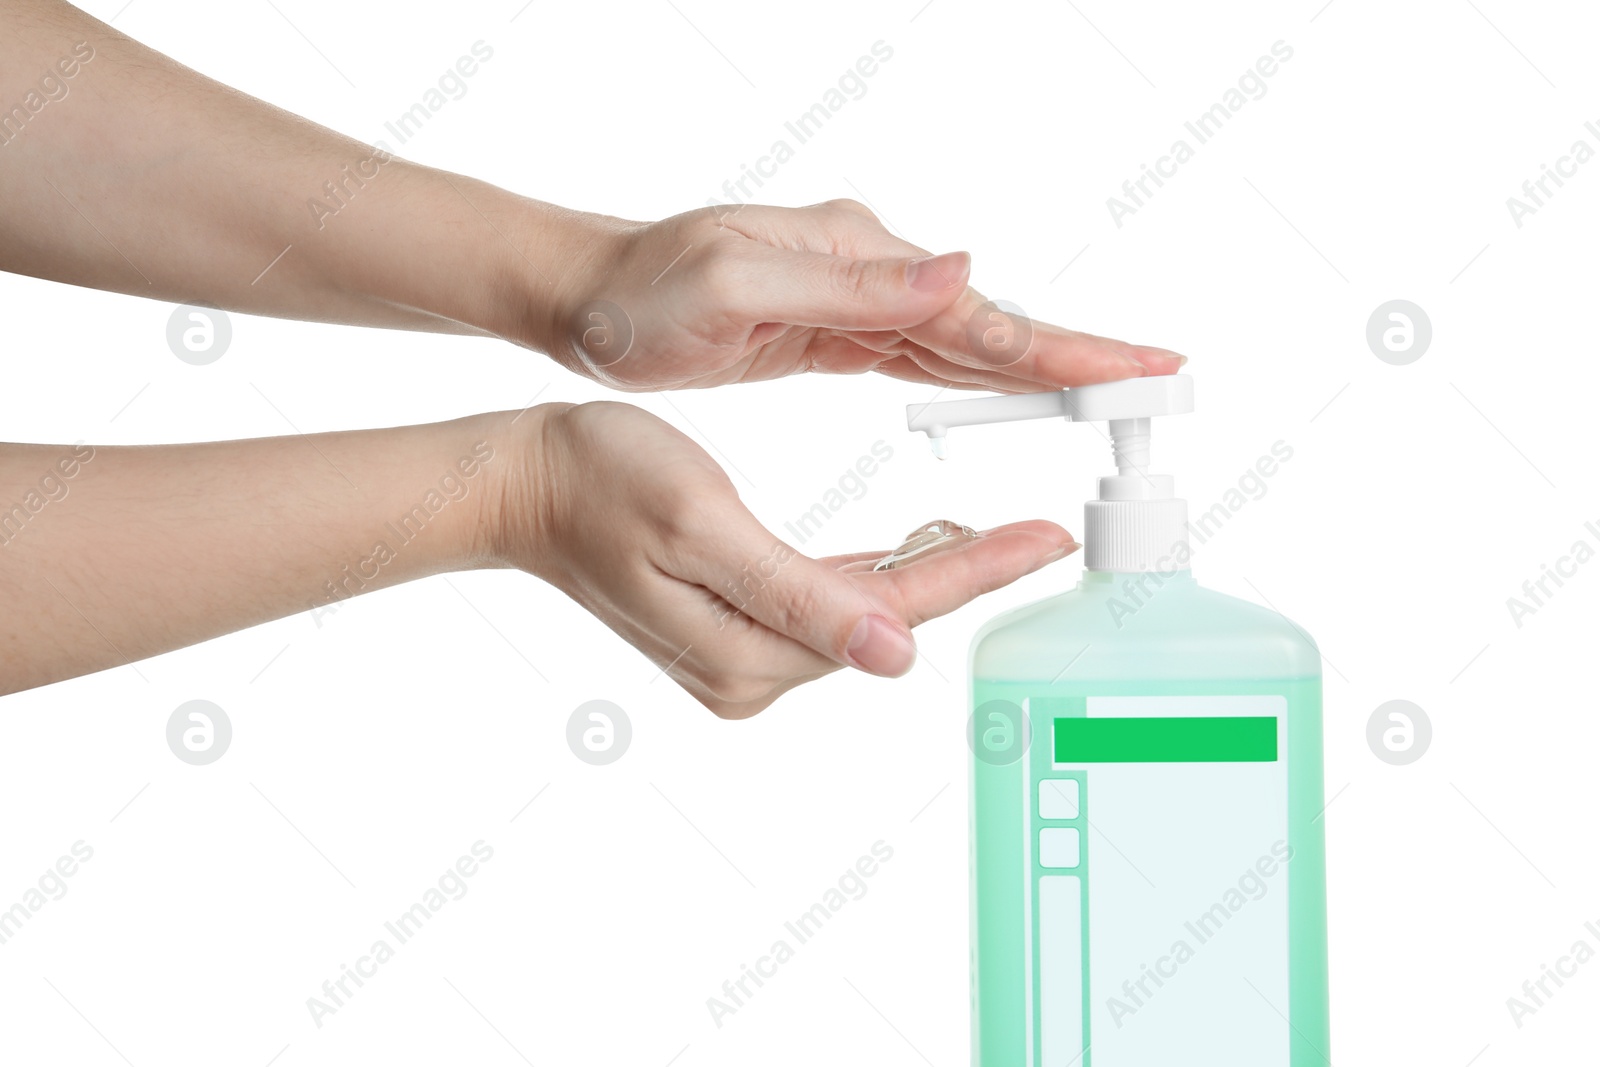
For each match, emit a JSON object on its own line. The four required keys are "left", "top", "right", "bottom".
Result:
{"left": 900, "top": 374, "right": 1330, "bottom": 1066}
{"left": 969, "top": 570, "right": 1328, "bottom": 1066}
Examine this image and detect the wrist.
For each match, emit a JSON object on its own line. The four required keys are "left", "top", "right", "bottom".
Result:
{"left": 480, "top": 192, "right": 635, "bottom": 360}
{"left": 342, "top": 164, "right": 630, "bottom": 352}
{"left": 472, "top": 403, "right": 574, "bottom": 576}
{"left": 341, "top": 416, "right": 516, "bottom": 581}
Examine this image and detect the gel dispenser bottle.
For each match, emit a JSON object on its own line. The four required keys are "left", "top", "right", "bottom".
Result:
{"left": 905, "top": 375, "right": 1329, "bottom": 1067}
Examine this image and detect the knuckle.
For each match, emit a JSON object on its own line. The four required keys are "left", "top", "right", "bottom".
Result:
{"left": 834, "top": 255, "right": 878, "bottom": 300}
{"left": 767, "top": 577, "right": 825, "bottom": 646}
{"left": 821, "top": 197, "right": 876, "bottom": 222}
{"left": 651, "top": 482, "right": 742, "bottom": 578}
{"left": 695, "top": 241, "right": 749, "bottom": 302}
{"left": 655, "top": 488, "right": 716, "bottom": 545}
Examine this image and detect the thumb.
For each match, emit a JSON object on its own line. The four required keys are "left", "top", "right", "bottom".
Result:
{"left": 685, "top": 518, "right": 921, "bottom": 678}
{"left": 731, "top": 248, "right": 972, "bottom": 332}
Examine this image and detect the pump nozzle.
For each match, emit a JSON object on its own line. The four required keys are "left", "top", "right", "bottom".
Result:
{"left": 906, "top": 375, "right": 1193, "bottom": 454}
{"left": 903, "top": 375, "right": 1196, "bottom": 572}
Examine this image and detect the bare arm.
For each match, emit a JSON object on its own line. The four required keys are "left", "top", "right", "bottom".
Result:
{"left": 0, "top": 414, "right": 509, "bottom": 692}
{"left": 0, "top": 0, "right": 594, "bottom": 345}
{"left": 0, "top": 402, "right": 1075, "bottom": 712}
{"left": 0, "top": 0, "right": 1185, "bottom": 391}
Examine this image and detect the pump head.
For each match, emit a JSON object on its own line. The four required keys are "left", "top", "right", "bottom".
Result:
{"left": 904, "top": 375, "right": 1195, "bottom": 572}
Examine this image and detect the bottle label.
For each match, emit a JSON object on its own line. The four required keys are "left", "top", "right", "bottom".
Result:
{"left": 1024, "top": 694, "right": 1291, "bottom": 1067}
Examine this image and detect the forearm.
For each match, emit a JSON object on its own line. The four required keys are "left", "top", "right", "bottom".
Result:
{"left": 0, "top": 0, "right": 617, "bottom": 348}
{"left": 0, "top": 412, "right": 522, "bottom": 694}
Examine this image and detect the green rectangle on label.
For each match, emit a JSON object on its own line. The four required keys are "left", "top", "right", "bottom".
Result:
{"left": 1053, "top": 716, "right": 1278, "bottom": 763}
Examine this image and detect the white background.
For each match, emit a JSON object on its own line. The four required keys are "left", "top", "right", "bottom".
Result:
{"left": 3, "top": 0, "right": 1598, "bottom": 1063}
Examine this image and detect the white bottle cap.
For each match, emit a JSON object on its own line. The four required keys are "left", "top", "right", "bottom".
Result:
{"left": 904, "top": 375, "right": 1194, "bottom": 573}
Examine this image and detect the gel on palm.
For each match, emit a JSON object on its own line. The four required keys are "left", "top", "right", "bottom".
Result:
{"left": 905, "top": 375, "right": 1329, "bottom": 1066}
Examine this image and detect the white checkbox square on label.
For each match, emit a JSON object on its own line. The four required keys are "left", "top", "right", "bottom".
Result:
{"left": 1039, "top": 828, "right": 1081, "bottom": 869}
{"left": 1039, "top": 778, "right": 1079, "bottom": 820}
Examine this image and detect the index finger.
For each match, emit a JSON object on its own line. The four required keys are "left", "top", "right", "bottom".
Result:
{"left": 899, "top": 289, "right": 1188, "bottom": 390}
{"left": 733, "top": 209, "right": 1188, "bottom": 389}
{"left": 856, "top": 520, "right": 1081, "bottom": 627}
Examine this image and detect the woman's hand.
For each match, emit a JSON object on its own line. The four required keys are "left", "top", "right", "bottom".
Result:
{"left": 538, "top": 200, "right": 1186, "bottom": 393}
{"left": 494, "top": 400, "right": 1079, "bottom": 717}
{"left": 0, "top": 7, "right": 1182, "bottom": 392}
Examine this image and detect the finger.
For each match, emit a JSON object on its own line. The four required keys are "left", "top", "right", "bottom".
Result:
{"left": 674, "top": 513, "right": 922, "bottom": 679}
{"left": 663, "top": 594, "right": 842, "bottom": 715}
{"left": 816, "top": 548, "right": 896, "bottom": 568}
{"left": 661, "top": 520, "right": 1076, "bottom": 714}
{"left": 869, "top": 353, "right": 1033, "bottom": 392}
{"left": 665, "top": 520, "right": 1076, "bottom": 704}
{"left": 797, "top": 332, "right": 1039, "bottom": 392}
{"left": 800, "top": 219, "right": 1189, "bottom": 384}
{"left": 726, "top": 245, "right": 973, "bottom": 333}
{"left": 718, "top": 203, "right": 1188, "bottom": 385}
{"left": 894, "top": 341, "right": 1049, "bottom": 392}
{"left": 870, "top": 353, "right": 959, "bottom": 388}
{"left": 845, "top": 327, "right": 1035, "bottom": 385}
{"left": 568, "top": 559, "right": 841, "bottom": 714}
{"left": 904, "top": 291, "right": 1187, "bottom": 387}
{"left": 834, "top": 328, "right": 908, "bottom": 354}
{"left": 861, "top": 521, "right": 1080, "bottom": 627}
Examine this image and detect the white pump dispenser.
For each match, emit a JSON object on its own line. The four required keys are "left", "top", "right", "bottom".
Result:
{"left": 905, "top": 374, "right": 1194, "bottom": 572}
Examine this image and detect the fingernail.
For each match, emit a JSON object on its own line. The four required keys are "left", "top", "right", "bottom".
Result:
{"left": 846, "top": 614, "right": 918, "bottom": 677}
{"left": 1128, "top": 346, "right": 1187, "bottom": 372}
{"left": 1041, "top": 540, "right": 1082, "bottom": 566}
{"left": 906, "top": 251, "right": 970, "bottom": 292}
{"left": 1019, "top": 540, "right": 1081, "bottom": 576}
